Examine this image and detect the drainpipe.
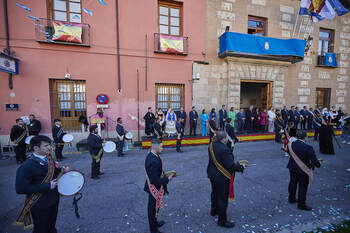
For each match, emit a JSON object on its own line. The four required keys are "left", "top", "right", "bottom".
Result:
{"left": 116, "top": 0, "right": 121, "bottom": 93}
{"left": 3, "top": 0, "right": 13, "bottom": 89}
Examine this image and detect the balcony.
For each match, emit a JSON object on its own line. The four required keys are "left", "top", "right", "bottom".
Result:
{"left": 219, "top": 32, "right": 306, "bottom": 63}
{"left": 154, "top": 33, "right": 188, "bottom": 55}
{"left": 35, "top": 18, "right": 90, "bottom": 47}
{"left": 317, "top": 53, "right": 338, "bottom": 68}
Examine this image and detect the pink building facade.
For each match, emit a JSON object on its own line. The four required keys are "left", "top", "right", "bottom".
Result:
{"left": 0, "top": 0, "right": 206, "bottom": 144}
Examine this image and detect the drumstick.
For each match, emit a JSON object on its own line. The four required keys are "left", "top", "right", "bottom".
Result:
{"left": 247, "top": 164, "right": 256, "bottom": 167}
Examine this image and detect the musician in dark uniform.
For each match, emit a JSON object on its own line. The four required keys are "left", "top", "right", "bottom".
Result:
{"left": 52, "top": 119, "right": 66, "bottom": 161}
{"left": 300, "top": 106, "right": 308, "bottom": 130}
{"left": 274, "top": 113, "right": 285, "bottom": 143}
{"left": 287, "top": 131, "right": 321, "bottom": 210}
{"left": 10, "top": 118, "right": 27, "bottom": 163}
{"left": 144, "top": 139, "right": 175, "bottom": 233}
{"left": 281, "top": 106, "right": 289, "bottom": 125}
{"left": 175, "top": 118, "right": 184, "bottom": 153}
{"left": 28, "top": 114, "right": 42, "bottom": 136}
{"left": 153, "top": 118, "right": 163, "bottom": 139}
{"left": 224, "top": 118, "right": 239, "bottom": 152}
{"left": 116, "top": 117, "right": 126, "bottom": 157}
{"left": 307, "top": 108, "right": 314, "bottom": 130}
{"left": 15, "top": 135, "right": 69, "bottom": 232}
{"left": 189, "top": 106, "right": 198, "bottom": 136}
{"left": 313, "top": 113, "right": 322, "bottom": 141}
{"left": 87, "top": 125, "right": 104, "bottom": 179}
{"left": 144, "top": 107, "right": 156, "bottom": 136}
{"left": 177, "top": 107, "right": 187, "bottom": 133}
{"left": 289, "top": 106, "right": 295, "bottom": 127}
{"left": 209, "top": 115, "right": 218, "bottom": 142}
{"left": 207, "top": 131, "right": 245, "bottom": 228}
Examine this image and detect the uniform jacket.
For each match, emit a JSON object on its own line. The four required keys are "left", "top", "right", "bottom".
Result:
{"left": 287, "top": 140, "right": 321, "bottom": 175}
{"left": 116, "top": 123, "right": 126, "bottom": 137}
{"left": 219, "top": 109, "right": 228, "bottom": 122}
{"left": 177, "top": 111, "right": 187, "bottom": 124}
{"left": 225, "top": 124, "right": 238, "bottom": 142}
{"left": 207, "top": 141, "right": 244, "bottom": 182}
{"left": 15, "top": 155, "right": 62, "bottom": 210}
{"left": 144, "top": 152, "right": 169, "bottom": 194}
{"left": 189, "top": 110, "right": 198, "bottom": 124}
{"left": 28, "top": 119, "right": 42, "bottom": 136}
{"left": 313, "top": 117, "right": 322, "bottom": 129}
{"left": 176, "top": 121, "right": 184, "bottom": 136}
{"left": 10, "top": 125, "right": 26, "bottom": 144}
{"left": 87, "top": 133, "right": 103, "bottom": 155}
{"left": 52, "top": 125, "right": 65, "bottom": 143}
{"left": 236, "top": 112, "right": 245, "bottom": 122}
{"left": 288, "top": 110, "right": 295, "bottom": 120}
{"left": 281, "top": 109, "right": 289, "bottom": 121}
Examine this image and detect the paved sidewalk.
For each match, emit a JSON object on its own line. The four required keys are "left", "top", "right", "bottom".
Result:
{"left": 1, "top": 139, "right": 349, "bottom": 233}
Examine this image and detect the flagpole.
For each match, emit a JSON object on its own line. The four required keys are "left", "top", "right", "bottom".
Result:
{"left": 292, "top": 11, "right": 300, "bottom": 38}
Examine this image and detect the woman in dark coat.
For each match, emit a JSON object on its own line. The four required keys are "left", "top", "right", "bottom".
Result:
{"left": 253, "top": 108, "right": 261, "bottom": 132}
{"left": 319, "top": 118, "right": 335, "bottom": 155}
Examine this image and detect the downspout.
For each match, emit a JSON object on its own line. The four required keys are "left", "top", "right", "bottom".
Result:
{"left": 116, "top": 0, "right": 121, "bottom": 93}
{"left": 3, "top": 0, "right": 13, "bottom": 89}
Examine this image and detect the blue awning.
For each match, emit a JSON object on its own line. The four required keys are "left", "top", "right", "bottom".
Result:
{"left": 219, "top": 32, "right": 307, "bottom": 63}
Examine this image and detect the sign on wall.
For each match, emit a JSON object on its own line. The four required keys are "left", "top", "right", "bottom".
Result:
{"left": 5, "top": 104, "right": 19, "bottom": 111}
{"left": 96, "top": 94, "right": 109, "bottom": 104}
{"left": 0, "top": 52, "right": 19, "bottom": 74}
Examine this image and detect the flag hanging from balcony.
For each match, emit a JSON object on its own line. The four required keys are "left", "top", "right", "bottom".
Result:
{"left": 159, "top": 35, "right": 184, "bottom": 53}
{"left": 328, "top": 0, "right": 349, "bottom": 16}
{"left": 52, "top": 21, "right": 82, "bottom": 43}
{"left": 324, "top": 53, "right": 337, "bottom": 67}
{"left": 299, "top": 0, "right": 336, "bottom": 22}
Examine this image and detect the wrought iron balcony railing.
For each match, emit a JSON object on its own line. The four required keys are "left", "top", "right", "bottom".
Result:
{"left": 35, "top": 18, "right": 90, "bottom": 47}
{"left": 154, "top": 33, "right": 188, "bottom": 55}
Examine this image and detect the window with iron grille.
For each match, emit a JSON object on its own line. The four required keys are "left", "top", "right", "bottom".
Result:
{"left": 49, "top": 0, "right": 82, "bottom": 23}
{"left": 155, "top": 83, "right": 184, "bottom": 111}
{"left": 49, "top": 79, "right": 86, "bottom": 131}
{"left": 158, "top": 1, "right": 182, "bottom": 36}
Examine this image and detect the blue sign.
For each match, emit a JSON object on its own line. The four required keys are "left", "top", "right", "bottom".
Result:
{"left": 96, "top": 94, "right": 109, "bottom": 104}
{"left": 6, "top": 104, "right": 19, "bottom": 111}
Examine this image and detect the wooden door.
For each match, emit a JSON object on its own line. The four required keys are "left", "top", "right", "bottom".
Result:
{"left": 316, "top": 88, "right": 331, "bottom": 109}
{"left": 260, "top": 85, "right": 267, "bottom": 110}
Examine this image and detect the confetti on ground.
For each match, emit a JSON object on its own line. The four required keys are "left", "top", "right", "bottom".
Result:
{"left": 26, "top": 15, "right": 39, "bottom": 21}
{"left": 83, "top": 8, "right": 93, "bottom": 16}
{"left": 346, "top": 168, "right": 350, "bottom": 172}
{"left": 16, "top": 2, "right": 31, "bottom": 12}
{"left": 98, "top": 0, "right": 107, "bottom": 6}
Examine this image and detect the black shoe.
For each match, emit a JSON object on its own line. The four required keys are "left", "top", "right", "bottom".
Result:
{"left": 157, "top": 220, "right": 165, "bottom": 228}
{"left": 298, "top": 204, "right": 312, "bottom": 211}
{"left": 91, "top": 176, "right": 100, "bottom": 179}
{"left": 288, "top": 197, "right": 297, "bottom": 203}
{"left": 97, "top": 172, "right": 104, "bottom": 175}
{"left": 177, "top": 150, "right": 183, "bottom": 153}
{"left": 210, "top": 209, "right": 217, "bottom": 216}
{"left": 218, "top": 221, "right": 235, "bottom": 228}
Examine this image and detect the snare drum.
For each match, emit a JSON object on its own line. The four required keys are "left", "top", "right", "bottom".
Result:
{"left": 125, "top": 132, "right": 133, "bottom": 140}
{"left": 25, "top": 136, "right": 35, "bottom": 145}
{"left": 57, "top": 170, "right": 85, "bottom": 196}
{"left": 103, "top": 141, "right": 116, "bottom": 152}
{"left": 62, "top": 134, "right": 74, "bottom": 143}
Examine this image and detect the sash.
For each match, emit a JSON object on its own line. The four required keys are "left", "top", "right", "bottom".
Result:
{"left": 57, "top": 127, "right": 63, "bottom": 138}
{"left": 225, "top": 125, "right": 234, "bottom": 150}
{"left": 146, "top": 174, "right": 165, "bottom": 217}
{"left": 92, "top": 148, "right": 103, "bottom": 163}
{"left": 287, "top": 142, "right": 313, "bottom": 185}
{"left": 14, "top": 130, "right": 27, "bottom": 146}
{"left": 14, "top": 156, "right": 55, "bottom": 229}
{"left": 209, "top": 143, "right": 235, "bottom": 202}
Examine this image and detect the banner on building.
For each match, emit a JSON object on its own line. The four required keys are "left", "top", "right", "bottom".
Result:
{"left": 324, "top": 53, "right": 338, "bottom": 67}
{"left": 52, "top": 21, "right": 82, "bottom": 43}
{"left": 159, "top": 34, "right": 184, "bottom": 53}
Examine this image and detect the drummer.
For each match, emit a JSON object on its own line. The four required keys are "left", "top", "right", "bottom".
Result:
{"left": 116, "top": 117, "right": 126, "bottom": 157}
{"left": 10, "top": 118, "right": 27, "bottom": 163}
{"left": 15, "top": 135, "right": 69, "bottom": 232}
{"left": 87, "top": 125, "right": 104, "bottom": 179}
{"left": 52, "top": 119, "right": 66, "bottom": 161}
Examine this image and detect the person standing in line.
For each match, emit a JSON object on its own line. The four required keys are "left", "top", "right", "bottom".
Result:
{"left": 267, "top": 107, "right": 276, "bottom": 133}
{"left": 245, "top": 105, "right": 254, "bottom": 133}
{"left": 307, "top": 108, "right": 314, "bottom": 130}
{"left": 209, "top": 115, "right": 218, "bottom": 142}
{"left": 28, "top": 114, "right": 42, "bottom": 136}
{"left": 289, "top": 106, "right": 296, "bottom": 128}
{"left": 201, "top": 109, "right": 209, "bottom": 137}
{"left": 281, "top": 106, "right": 289, "bottom": 126}
{"left": 274, "top": 113, "right": 285, "bottom": 143}
{"left": 116, "top": 117, "right": 126, "bottom": 157}
{"left": 236, "top": 109, "right": 245, "bottom": 134}
{"left": 253, "top": 107, "right": 261, "bottom": 132}
{"left": 219, "top": 105, "right": 228, "bottom": 130}
{"left": 313, "top": 113, "right": 322, "bottom": 141}
{"left": 209, "top": 108, "right": 217, "bottom": 124}
{"left": 144, "top": 107, "right": 156, "bottom": 136}
{"left": 177, "top": 107, "right": 187, "bottom": 134}
{"left": 189, "top": 106, "right": 198, "bottom": 136}
{"left": 319, "top": 118, "right": 335, "bottom": 155}
{"left": 300, "top": 106, "right": 308, "bottom": 130}
{"left": 260, "top": 109, "right": 267, "bottom": 132}
{"left": 52, "top": 119, "right": 66, "bottom": 161}
{"left": 165, "top": 108, "right": 177, "bottom": 137}
{"left": 227, "top": 107, "right": 235, "bottom": 129}
{"left": 87, "top": 125, "right": 104, "bottom": 179}
{"left": 175, "top": 118, "right": 184, "bottom": 153}
{"left": 10, "top": 118, "right": 28, "bottom": 163}
{"left": 294, "top": 107, "right": 301, "bottom": 130}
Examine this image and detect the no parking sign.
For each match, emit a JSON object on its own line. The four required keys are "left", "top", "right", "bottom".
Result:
{"left": 96, "top": 94, "right": 109, "bottom": 104}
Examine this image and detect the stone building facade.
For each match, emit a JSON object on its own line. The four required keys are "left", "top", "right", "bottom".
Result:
{"left": 193, "top": 0, "right": 350, "bottom": 113}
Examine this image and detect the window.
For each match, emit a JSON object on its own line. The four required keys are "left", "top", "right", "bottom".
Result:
{"left": 156, "top": 83, "right": 184, "bottom": 111}
{"left": 318, "top": 28, "right": 334, "bottom": 55}
{"left": 248, "top": 16, "right": 267, "bottom": 36}
{"left": 158, "top": 1, "right": 182, "bottom": 36}
{"left": 49, "top": 79, "right": 86, "bottom": 131}
{"left": 316, "top": 88, "right": 331, "bottom": 109}
{"left": 50, "top": 0, "right": 82, "bottom": 23}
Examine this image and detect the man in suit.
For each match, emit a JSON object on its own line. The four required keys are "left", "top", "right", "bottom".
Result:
{"left": 281, "top": 106, "right": 289, "bottom": 126}
{"left": 207, "top": 131, "right": 246, "bottom": 228}
{"left": 219, "top": 105, "right": 228, "bottom": 130}
{"left": 15, "top": 135, "right": 69, "bottom": 232}
{"left": 189, "top": 106, "right": 198, "bottom": 136}
{"left": 245, "top": 105, "right": 254, "bottom": 133}
{"left": 313, "top": 113, "right": 322, "bottom": 141}
{"left": 153, "top": 118, "right": 163, "bottom": 139}
{"left": 116, "top": 117, "right": 126, "bottom": 157}
{"left": 28, "top": 114, "right": 42, "bottom": 136}
{"left": 307, "top": 108, "right": 314, "bottom": 130}
{"left": 289, "top": 106, "right": 295, "bottom": 126}
{"left": 144, "top": 139, "right": 175, "bottom": 233}
{"left": 175, "top": 118, "right": 184, "bottom": 153}
{"left": 209, "top": 115, "right": 218, "bottom": 142}
{"left": 144, "top": 107, "right": 156, "bottom": 136}
{"left": 236, "top": 109, "right": 245, "bottom": 134}
{"left": 10, "top": 118, "right": 27, "bottom": 163}
{"left": 52, "top": 119, "right": 66, "bottom": 161}
{"left": 294, "top": 107, "right": 301, "bottom": 130}
{"left": 287, "top": 131, "right": 321, "bottom": 210}
{"left": 177, "top": 107, "right": 187, "bottom": 133}
{"left": 300, "top": 106, "right": 308, "bottom": 130}
{"left": 87, "top": 125, "right": 104, "bottom": 179}
{"left": 224, "top": 118, "right": 239, "bottom": 152}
